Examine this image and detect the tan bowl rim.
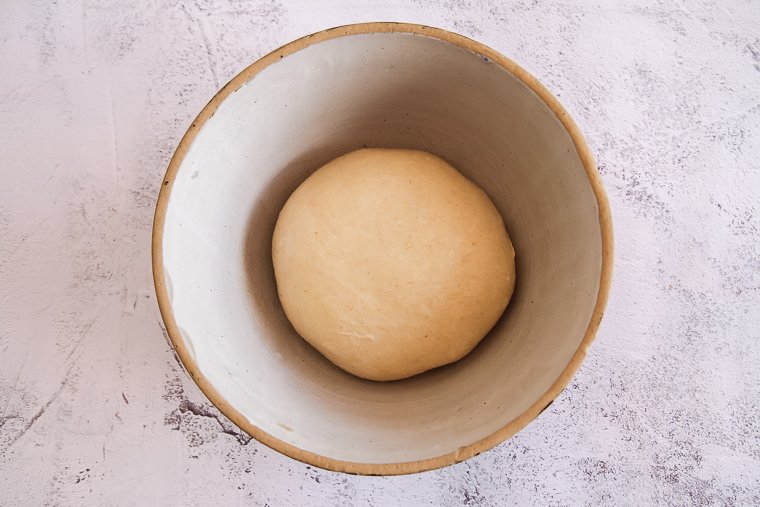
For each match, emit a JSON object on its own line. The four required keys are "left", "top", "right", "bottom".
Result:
{"left": 152, "top": 22, "right": 614, "bottom": 476}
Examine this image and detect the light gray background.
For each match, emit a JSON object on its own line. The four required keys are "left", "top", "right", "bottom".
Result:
{"left": 1, "top": 0, "right": 759, "bottom": 505}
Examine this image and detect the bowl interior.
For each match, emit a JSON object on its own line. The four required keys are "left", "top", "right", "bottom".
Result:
{"left": 157, "top": 28, "right": 604, "bottom": 467}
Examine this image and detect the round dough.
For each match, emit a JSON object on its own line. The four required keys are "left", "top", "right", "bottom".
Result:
{"left": 272, "top": 148, "right": 515, "bottom": 381}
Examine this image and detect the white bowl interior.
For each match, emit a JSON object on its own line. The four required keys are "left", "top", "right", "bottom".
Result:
{"left": 160, "top": 31, "right": 602, "bottom": 464}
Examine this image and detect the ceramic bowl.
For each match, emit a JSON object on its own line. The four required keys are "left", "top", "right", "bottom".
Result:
{"left": 152, "top": 23, "right": 613, "bottom": 475}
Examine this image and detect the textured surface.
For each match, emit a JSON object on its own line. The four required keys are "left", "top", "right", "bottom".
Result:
{"left": 0, "top": 0, "right": 758, "bottom": 505}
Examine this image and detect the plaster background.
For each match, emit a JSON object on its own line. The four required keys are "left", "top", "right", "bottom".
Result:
{"left": 1, "top": 0, "right": 759, "bottom": 505}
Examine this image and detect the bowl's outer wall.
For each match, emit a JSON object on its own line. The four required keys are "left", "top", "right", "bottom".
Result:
{"left": 152, "top": 23, "right": 613, "bottom": 475}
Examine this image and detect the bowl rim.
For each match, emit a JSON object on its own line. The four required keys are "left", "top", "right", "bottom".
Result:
{"left": 152, "top": 22, "right": 614, "bottom": 476}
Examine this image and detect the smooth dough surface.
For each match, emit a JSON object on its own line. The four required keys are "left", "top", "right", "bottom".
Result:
{"left": 272, "top": 148, "right": 515, "bottom": 381}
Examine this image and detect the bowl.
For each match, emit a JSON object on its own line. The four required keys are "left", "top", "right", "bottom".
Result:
{"left": 152, "top": 23, "right": 613, "bottom": 475}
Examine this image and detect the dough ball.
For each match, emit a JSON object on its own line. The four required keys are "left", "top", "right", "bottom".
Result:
{"left": 272, "top": 148, "right": 515, "bottom": 381}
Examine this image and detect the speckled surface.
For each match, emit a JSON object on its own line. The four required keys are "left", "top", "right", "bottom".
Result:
{"left": 1, "top": 1, "right": 758, "bottom": 505}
